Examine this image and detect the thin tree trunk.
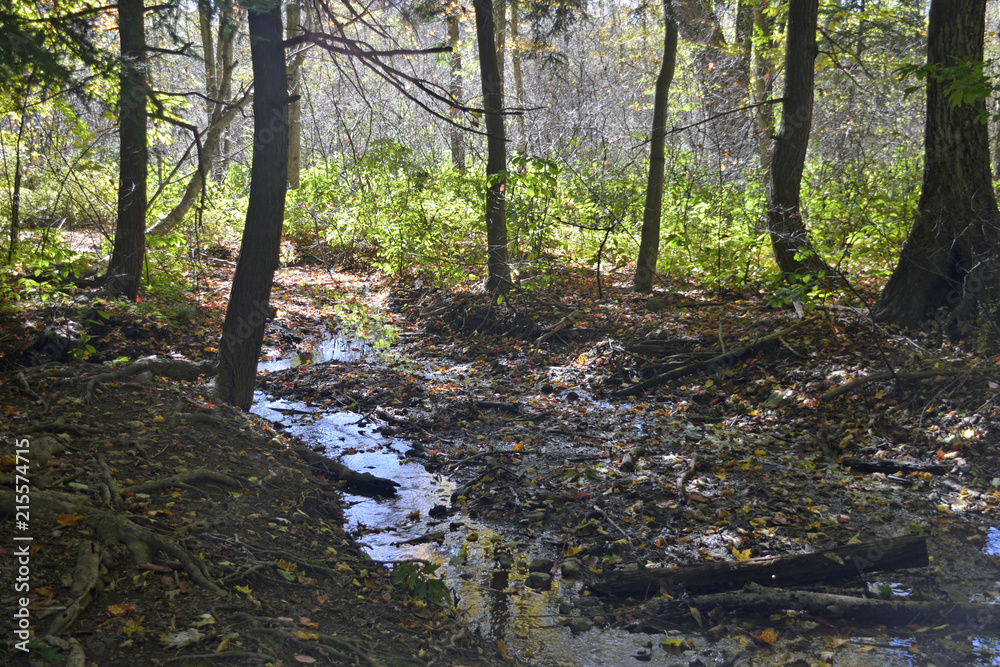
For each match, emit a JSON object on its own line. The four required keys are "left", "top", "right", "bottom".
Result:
{"left": 446, "top": 13, "right": 466, "bottom": 171}
{"left": 874, "top": 0, "right": 1000, "bottom": 328}
{"left": 474, "top": 0, "right": 512, "bottom": 293}
{"left": 495, "top": 0, "right": 506, "bottom": 90}
{"left": 765, "top": 0, "right": 831, "bottom": 278}
{"left": 7, "top": 104, "right": 27, "bottom": 263}
{"left": 148, "top": 1, "right": 242, "bottom": 235}
{"left": 215, "top": 4, "right": 288, "bottom": 410}
{"left": 286, "top": 0, "right": 304, "bottom": 189}
{"left": 106, "top": 0, "right": 147, "bottom": 300}
{"left": 633, "top": 0, "right": 678, "bottom": 293}
{"left": 753, "top": 3, "right": 775, "bottom": 173}
{"left": 510, "top": 0, "right": 527, "bottom": 154}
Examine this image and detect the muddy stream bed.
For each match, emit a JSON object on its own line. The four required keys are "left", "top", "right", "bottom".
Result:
{"left": 252, "top": 332, "right": 1000, "bottom": 666}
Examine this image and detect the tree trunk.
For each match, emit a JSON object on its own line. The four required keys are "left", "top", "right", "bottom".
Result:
{"left": 510, "top": 0, "right": 527, "bottom": 154}
{"left": 474, "top": 0, "right": 512, "bottom": 293}
{"left": 494, "top": 0, "right": 506, "bottom": 89}
{"left": 148, "top": 1, "right": 243, "bottom": 235}
{"left": 752, "top": 2, "right": 774, "bottom": 173}
{"left": 106, "top": 0, "right": 147, "bottom": 300}
{"left": 286, "top": 0, "right": 304, "bottom": 189}
{"left": 673, "top": 0, "right": 748, "bottom": 135}
{"left": 215, "top": 4, "right": 288, "bottom": 410}
{"left": 633, "top": 0, "right": 678, "bottom": 293}
{"left": 874, "top": 0, "right": 1000, "bottom": 328}
{"left": 446, "top": 12, "right": 466, "bottom": 171}
{"left": 7, "top": 103, "right": 26, "bottom": 263}
{"left": 765, "top": 0, "right": 831, "bottom": 277}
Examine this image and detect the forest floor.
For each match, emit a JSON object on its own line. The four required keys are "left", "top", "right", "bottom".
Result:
{"left": 4, "top": 242, "right": 1000, "bottom": 665}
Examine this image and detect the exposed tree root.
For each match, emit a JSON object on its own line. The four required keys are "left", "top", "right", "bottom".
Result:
{"left": 127, "top": 469, "right": 241, "bottom": 494}
{"left": 0, "top": 490, "right": 225, "bottom": 595}
{"left": 85, "top": 356, "right": 217, "bottom": 399}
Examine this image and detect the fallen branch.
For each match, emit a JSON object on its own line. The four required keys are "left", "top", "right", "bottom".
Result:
{"left": 589, "top": 534, "right": 927, "bottom": 597}
{"left": 822, "top": 368, "right": 964, "bottom": 400}
{"left": 615, "top": 316, "right": 820, "bottom": 397}
{"left": 634, "top": 581, "right": 1000, "bottom": 632}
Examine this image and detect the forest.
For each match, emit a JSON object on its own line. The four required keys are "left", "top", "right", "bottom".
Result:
{"left": 3, "top": 0, "right": 1000, "bottom": 664}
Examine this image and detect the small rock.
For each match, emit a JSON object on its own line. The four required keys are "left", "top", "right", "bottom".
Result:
{"left": 568, "top": 617, "right": 594, "bottom": 634}
{"left": 540, "top": 383, "right": 555, "bottom": 394}
{"left": 528, "top": 557, "right": 555, "bottom": 573}
{"left": 558, "top": 600, "right": 573, "bottom": 615}
{"left": 566, "top": 391, "right": 580, "bottom": 401}
{"left": 527, "top": 572, "right": 552, "bottom": 589}
{"left": 561, "top": 558, "right": 584, "bottom": 579}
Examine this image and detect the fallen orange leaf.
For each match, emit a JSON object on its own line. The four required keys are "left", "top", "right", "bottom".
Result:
{"left": 57, "top": 512, "right": 85, "bottom": 526}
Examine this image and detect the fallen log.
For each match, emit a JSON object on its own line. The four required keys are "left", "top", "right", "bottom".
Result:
{"left": 294, "top": 446, "right": 400, "bottom": 497}
{"left": 614, "top": 316, "right": 820, "bottom": 397}
{"left": 633, "top": 581, "right": 1000, "bottom": 632}
{"left": 588, "top": 534, "right": 927, "bottom": 598}
{"left": 843, "top": 457, "right": 951, "bottom": 476}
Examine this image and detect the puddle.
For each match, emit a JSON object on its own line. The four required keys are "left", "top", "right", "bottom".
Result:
{"left": 258, "top": 333, "right": 371, "bottom": 372}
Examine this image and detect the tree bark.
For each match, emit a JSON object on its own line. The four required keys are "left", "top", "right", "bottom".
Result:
{"left": 494, "top": 0, "right": 506, "bottom": 89}
{"left": 286, "top": 0, "right": 304, "bottom": 189}
{"left": 106, "top": 0, "right": 147, "bottom": 300}
{"left": 510, "top": 0, "right": 527, "bottom": 154}
{"left": 633, "top": 0, "right": 678, "bottom": 293}
{"left": 215, "top": 4, "right": 288, "bottom": 410}
{"left": 765, "top": 0, "right": 831, "bottom": 278}
{"left": 446, "top": 12, "right": 466, "bottom": 171}
{"left": 874, "top": 0, "right": 1000, "bottom": 328}
{"left": 752, "top": 2, "right": 774, "bottom": 174}
{"left": 474, "top": 0, "right": 512, "bottom": 293}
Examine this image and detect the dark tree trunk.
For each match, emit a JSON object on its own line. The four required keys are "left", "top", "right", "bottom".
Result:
{"left": 765, "top": 0, "right": 831, "bottom": 277}
{"left": 106, "top": 0, "right": 147, "bottom": 300}
{"left": 446, "top": 13, "right": 466, "bottom": 171}
{"left": 874, "top": 0, "right": 1000, "bottom": 328}
{"left": 215, "top": 4, "right": 288, "bottom": 410}
{"left": 474, "top": 0, "right": 512, "bottom": 292}
{"left": 633, "top": 0, "right": 678, "bottom": 293}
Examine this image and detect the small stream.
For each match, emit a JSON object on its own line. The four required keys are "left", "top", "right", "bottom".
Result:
{"left": 251, "top": 335, "right": 727, "bottom": 665}
{"left": 250, "top": 335, "right": 997, "bottom": 666}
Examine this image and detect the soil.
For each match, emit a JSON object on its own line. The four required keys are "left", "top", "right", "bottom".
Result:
{"left": 4, "top": 253, "right": 1000, "bottom": 666}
